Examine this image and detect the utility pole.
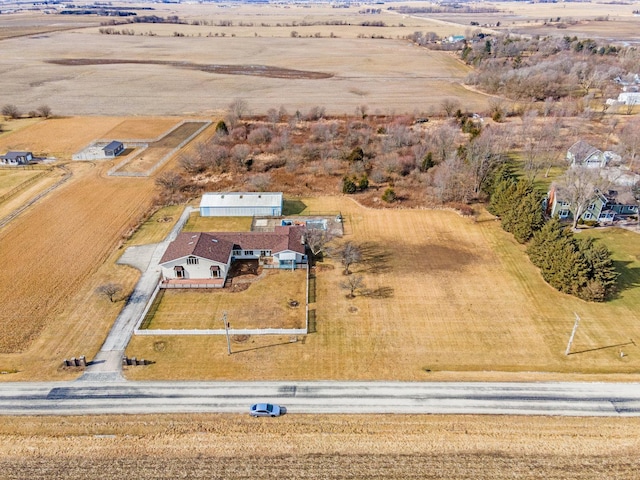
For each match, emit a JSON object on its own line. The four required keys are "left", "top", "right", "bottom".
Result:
{"left": 565, "top": 312, "right": 581, "bottom": 356}
{"left": 222, "top": 311, "right": 231, "bottom": 355}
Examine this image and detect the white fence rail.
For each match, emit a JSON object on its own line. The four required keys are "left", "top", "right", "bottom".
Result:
{"left": 135, "top": 328, "right": 307, "bottom": 336}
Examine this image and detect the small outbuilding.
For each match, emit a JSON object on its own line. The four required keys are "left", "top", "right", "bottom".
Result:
{"left": 103, "top": 141, "right": 124, "bottom": 158}
{"left": 199, "top": 192, "right": 283, "bottom": 217}
{"left": 0, "top": 151, "right": 33, "bottom": 166}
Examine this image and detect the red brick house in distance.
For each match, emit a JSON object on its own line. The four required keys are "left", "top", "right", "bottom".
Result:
{"left": 159, "top": 226, "right": 307, "bottom": 288}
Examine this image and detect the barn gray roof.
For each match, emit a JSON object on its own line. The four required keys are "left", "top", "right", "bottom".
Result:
{"left": 200, "top": 192, "right": 283, "bottom": 209}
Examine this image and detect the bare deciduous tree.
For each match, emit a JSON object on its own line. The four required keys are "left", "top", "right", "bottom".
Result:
{"left": 37, "top": 105, "right": 52, "bottom": 118}
{"left": 304, "top": 228, "right": 336, "bottom": 257}
{"left": 464, "top": 128, "right": 506, "bottom": 195}
{"left": 340, "top": 275, "right": 365, "bottom": 298}
{"left": 96, "top": 283, "right": 123, "bottom": 303}
{"left": 441, "top": 98, "right": 461, "bottom": 117}
{"left": 228, "top": 98, "right": 249, "bottom": 120}
{"left": 557, "top": 166, "right": 609, "bottom": 230}
{"left": 617, "top": 117, "right": 640, "bottom": 170}
{"left": 155, "top": 171, "right": 186, "bottom": 194}
{"left": 337, "top": 241, "right": 362, "bottom": 275}
{"left": 247, "top": 172, "right": 272, "bottom": 191}
{"left": 1, "top": 104, "right": 20, "bottom": 119}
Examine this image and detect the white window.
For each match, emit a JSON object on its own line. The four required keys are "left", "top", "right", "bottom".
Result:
{"left": 583, "top": 213, "right": 592, "bottom": 219}
{"left": 559, "top": 209, "right": 570, "bottom": 218}
{"left": 260, "top": 250, "right": 271, "bottom": 257}
{"left": 232, "top": 249, "right": 242, "bottom": 256}
{"left": 187, "top": 256, "right": 199, "bottom": 265}
{"left": 588, "top": 203, "right": 596, "bottom": 210}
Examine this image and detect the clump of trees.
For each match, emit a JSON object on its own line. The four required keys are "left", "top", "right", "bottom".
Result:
{"left": 527, "top": 219, "right": 618, "bottom": 302}
{"left": 462, "top": 34, "right": 634, "bottom": 103}
{"left": 1, "top": 104, "right": 52, "bottom": 119}
{"left": 487, "top": 165, "right": 617, "bottom": 302}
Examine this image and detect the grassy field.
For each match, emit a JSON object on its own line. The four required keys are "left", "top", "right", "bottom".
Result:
{"left": 125, "top": 196, "right": 640, "bottom": 381}
{"left": 143, "top": 269, "right": 307, "bottom": 330}
{"left": 0, "top": 413, "right": 638, "bottom": 479}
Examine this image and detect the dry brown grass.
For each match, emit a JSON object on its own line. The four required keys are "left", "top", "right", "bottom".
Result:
{"left": 144, "top": 269, "right": 307, "bottom": 330}
{"left": 0, "top": 414, "right": 638, "bottom": 479}
{"left": 126, "top": 196, "right": 640, "bottom": 382}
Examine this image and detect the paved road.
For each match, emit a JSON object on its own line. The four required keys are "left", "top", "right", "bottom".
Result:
{"left": 80, "top": 206, "right": 194, "bottom": 382}
{"left": 1, "top": 381, "right": 639, "bottom": 416}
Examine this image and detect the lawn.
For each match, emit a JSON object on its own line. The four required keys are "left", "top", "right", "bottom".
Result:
{"left": 125, "top": 196, "right": 640, "bottom": 381}
{"left": 141, "top": 269, "right": 307, "bottom": 330}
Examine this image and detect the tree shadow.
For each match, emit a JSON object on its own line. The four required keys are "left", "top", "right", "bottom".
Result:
{"left": 363, "top": 286, "right": 395, "bottom": 299}
{"left": 359, "top": 241, "right": 392, "bottom": 275}
{"left": 609, "top": 260, "right": 640, "bottom": 300}
{"left": 282, "top": 199, "right": 307, "bottom": 215}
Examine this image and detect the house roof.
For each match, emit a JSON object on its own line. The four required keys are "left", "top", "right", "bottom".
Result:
{"left": 160, "top": 232, "right": 235, "bottom": 264}
{"left": 1, "top": 151, "right": 32, "bottom": 160}
{"left": 103, "top": 141, "right": 123, "bottom": 151}
{"left": 200, "top": 192, "right": 283, "bottom": 209}
{"left": 160, "top": 226, "right": 305, "bottom": 265}
{"left": 568, "top": 141, "right": 601, "bottom": 163}
{"left": 209, "top": 226, "right": 305, "bottom": 255}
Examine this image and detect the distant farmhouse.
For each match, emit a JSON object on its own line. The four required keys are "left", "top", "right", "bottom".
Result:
{"left": 566, "top": 140, "right": 613, "bottom": 169}
{"left": 159, "top": 226, "right": 306, "bottom": 288}
{"left": 0, "top": 151, "right": 34, "bottom": 166}
{"left": 199, "top": 192, "right": 283, "bottom": 217}
{"left": 548, "top": 141, "right": 639, "bottom": 224}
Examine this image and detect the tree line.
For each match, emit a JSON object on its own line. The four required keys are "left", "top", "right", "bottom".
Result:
{"left": 488, "top": 164, "right": 618, "bottom": 302}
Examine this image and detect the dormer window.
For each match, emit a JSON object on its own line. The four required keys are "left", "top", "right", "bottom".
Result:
{"left": 187, "top": 256, "right": 199, "bottom": 265}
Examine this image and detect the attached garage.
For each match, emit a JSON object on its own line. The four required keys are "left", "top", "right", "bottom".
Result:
{"left": 199, "top": 192, "right": 283, "bottom": 217}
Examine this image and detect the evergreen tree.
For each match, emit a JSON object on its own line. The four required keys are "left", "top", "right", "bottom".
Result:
{"left": 576, "top": 237, "right": 618, "bottom": 301}
{"left": 420, "top": 152, "right": 435, "bottom": 172}
{"left": 342, "top": 176, "right": 357, "bottom": 194}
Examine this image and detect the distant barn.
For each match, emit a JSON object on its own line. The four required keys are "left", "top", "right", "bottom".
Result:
{"left": 199, "top": 192, "right": 283, "bottom": 217}
{"left": 103, "top": 141, "right": 124, "bottom": 158}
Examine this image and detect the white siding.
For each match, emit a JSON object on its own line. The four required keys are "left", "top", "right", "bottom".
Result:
{"left": 161, "top": 256, "right": 230, "bottom": 280}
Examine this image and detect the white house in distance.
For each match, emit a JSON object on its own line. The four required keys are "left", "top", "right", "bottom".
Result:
{"left": 0, "top": 151, "right": 33, "bottom": 166}
{"left": 199, "top": 192, "right": 283, "bottom": 217}
{"left": 566, "top": 141, "right": 610, "bottom": 169}
{"left": 159, "top": 226, "right": 306, "bottom": 287}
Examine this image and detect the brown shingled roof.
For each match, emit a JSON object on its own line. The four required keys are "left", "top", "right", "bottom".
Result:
{"left": 160, "top": 233, "right": 234, "bottom": 264}
{"left": 210, "top": 226, "right": 306, "bottom": 255}
{"left": 160, "top": 226, "right": 306, "bottom": 266}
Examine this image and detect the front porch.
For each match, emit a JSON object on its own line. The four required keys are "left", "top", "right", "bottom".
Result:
{"left": 160, "top": 278, "right": 225, "bottom": 289}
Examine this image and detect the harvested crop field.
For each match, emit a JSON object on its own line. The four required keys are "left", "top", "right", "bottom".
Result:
{"left": 0, "top": 117, "right": 195, "bottom": 368}
{"left": 0, "top": 162, "right": 156, "bottom": 353}
{"left": 126, "top": 196, "right": 640, "bottom": 381}
{"left": 0, "top": 5, "right": 483, "bottom": 116}
{"left": 0, "top": 414, "right": 639, "bottom": 479}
